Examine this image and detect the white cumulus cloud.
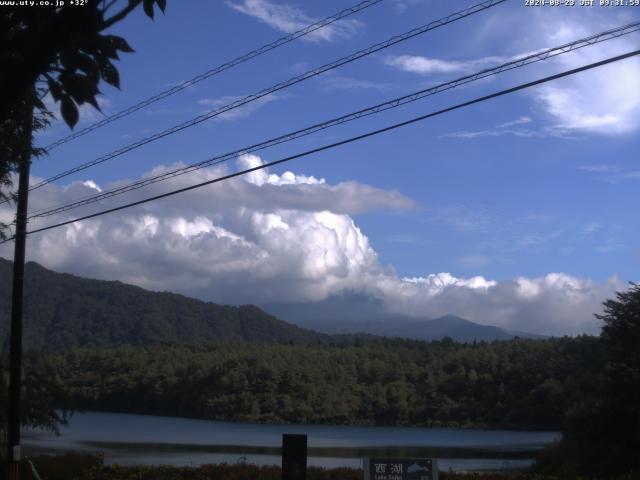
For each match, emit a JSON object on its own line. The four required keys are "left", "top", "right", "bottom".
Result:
{"left": 528, "top": 17, "right": 640, "bottom": 135}
{"left": 0, "top": 156, "right": 623, "bottom": 336}
{"left": 377, "top": 273, "right": 621, "bottom": 336}
{"left": 388, "top": 11, "right": 640, "bottom": 136}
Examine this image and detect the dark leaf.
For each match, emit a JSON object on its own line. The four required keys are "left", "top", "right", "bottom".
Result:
{"left": 65, "top": 73, "right": 101, "bottom": 110}
{"left": 60, "top": 49, "right": 79, "bottom": 72}
{"left": 86, "top": 95, "right": 101, "bottom": 111}
{"left": 98, "top": 36, "right": 120, "bottom": 60}
{"left": 75, "top": 53, "right": 101, "bottom": 82}
{"left": 156, "top": 0, "right": 166, "bottom": 13}
{"left": 33, "top": 97, "right": 46, "bottom": 111}
{"left": 78, "top": 37, "right": 100, "bottom": 56}
{"left": 143, "top": 0, "right": 154, "bottom": 19}
{"left": 87, "top": 97, "right": 102, "bottom": 109}
{"left": 47, "top": 78, "right": 63, "bottom": 102}
{"left": 92, "top": 52, "right": 111, "bottom": 70}
{"left": 60, "top": 96, "right": 79, "bottom": 129}
{"left": 31, "top": 146, "right": 48, "bottom": 158}
{"left": 100, "top": 61, "right": 120, "bottom": 89}
{"left": 105, "top": 35, "right": 135, "bottom": 53}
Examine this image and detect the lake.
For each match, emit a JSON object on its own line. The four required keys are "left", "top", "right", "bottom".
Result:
{"left": 23, "top": 411, "right": 560, "bottom": 472}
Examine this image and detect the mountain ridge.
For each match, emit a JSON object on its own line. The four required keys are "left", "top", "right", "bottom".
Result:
{"left": 266, "top": 293, "right": 545, "bottom": 342}
{"left": 1, "top": 258, "right": 542, "bottom": 350}
{"left": 0, "top": 258, "right": 330, "bottom": 351}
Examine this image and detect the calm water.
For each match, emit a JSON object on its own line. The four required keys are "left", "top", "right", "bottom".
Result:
{"left": 23, "top": 411, "right": 560, "bottom": 471}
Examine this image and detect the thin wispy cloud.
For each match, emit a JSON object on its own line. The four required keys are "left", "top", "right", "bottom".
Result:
{"left": 497, "top": 116, "right": 532, "bottom": 128}
{"left": 597, "top": 238, "right": 626, "bottom": 253}
{"left": 582, "top": 222, "right": 603, "bottom": 236}
{"left": 318, "top": 74, "right": 387, "bottom": 92}
{"left": 579, "top": 164, "right": 640, "bottom": 184}
{"left": 580, "top": 223, "right": 625, "bottom": 253}
{"left": 517, "top": 229, "right": 565, "bottom": 249}
{"left": 425, "top": 205, "right": 489, "bottom": 232}
{"left": 525, "top": 213, "right": 555, "bottom": 222}
{"left": 226, "top": 0, "right": 364, "bottom": 42}
{"left": 385, "top": 55, "right": 469, "bottom": 74}
{"left": 609, "top": 171, "right": 640, "bottom": 182}
{"left": 440, "top": 116, "right": 537, "bottom": 140}
{"left": 392, "top": 0, "right": 426, "bottom": 13}
{"left": 578, "top": 164, "right": 622, "bottom": 174}
{"left": 385, "top": 51, "right": 541, "bottom": 75}
{"left": 457, "top": 254, "right": 491, "bottom": 268}
{"left": 441, "top": 128, "right": 537, "bottom": 140}
{"left": 197, "top": 93, "right": 284, "bottom": 121}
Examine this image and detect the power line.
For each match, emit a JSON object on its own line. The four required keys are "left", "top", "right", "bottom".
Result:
{"left": 27, "top": 22, "right": 640, "bottom": 220}
{"left": 42, "top": 0, "right": 386, "bottom": 151}
{"left": 29, "top": 21, "right": 640, "bottom": 217}
{"left": 4, "top": 49, "right": 636, "bottom": 243}
{"left": 28, "top": 0, "right": 506, "bottom": 192}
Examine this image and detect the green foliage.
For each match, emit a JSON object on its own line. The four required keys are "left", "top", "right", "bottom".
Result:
{"left": 19, "top": 455, "right": 365, "bottom": 480}
{"left": 17, "top": 453, "right": 640, "bottom": 480}
{"left": 0, "top": 0, "right": 167, "bottom": 238}
{"left": 37, "top": 336, "right": 602, "bottom": 429}
{"left": 0, "top": 260, "right": 609, "bottom": 432}
{"left": 22, "top": 452, "right": 102, "bottom": 480}
{"left": 0, "top": 0, "right": 166, "bottom": 127}
{"left": 536, "top": 283, "right": 640, "bottom": 477}
{"left": 0, "top": 354, "right": 72, "bottom": 449}
{"left": 0, "top": 88, "right": 52, "bottom": 238}
{"left": 0, "top": 259, "right": 330, "bottom": 351}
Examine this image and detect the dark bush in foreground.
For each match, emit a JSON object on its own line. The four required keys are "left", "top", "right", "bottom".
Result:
{"left": 19, "top": 454, "right": 640, "bottom": 480}
{"left": 22, "top": 455, "right": 362, "bottom": 480}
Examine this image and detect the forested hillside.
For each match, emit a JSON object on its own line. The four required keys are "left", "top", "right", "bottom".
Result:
{"left": 0, "top": 258, "right": 611, "bottom": 433}
{"left": 1, "top": 259, "right": 534, "bottom": 348}
{"left": 0, "top": 259, "right": 328, "bottom": 350}
{"left": 37, "top": 336, "right": 603, "bottom": 430}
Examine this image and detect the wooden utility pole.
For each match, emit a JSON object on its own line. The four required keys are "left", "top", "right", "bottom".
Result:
{"left": 6, "top": 101, "right": 33, "bottom": 480}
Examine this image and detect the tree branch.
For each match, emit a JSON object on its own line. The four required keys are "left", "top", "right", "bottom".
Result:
{"left": 101, "top": 0, "right": 142, "bottom": 31}
{"left": 102, "top": 0, "right": 121, "bottom": 15}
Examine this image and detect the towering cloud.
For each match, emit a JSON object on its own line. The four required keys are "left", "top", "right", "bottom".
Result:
{"left": 0, "top": 155, "right": 621, "bottom": 335}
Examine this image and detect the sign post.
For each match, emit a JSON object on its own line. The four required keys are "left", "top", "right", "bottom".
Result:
{"left": 282, "top": 434, "right": 307, "bottom": 480}
{"left": 364, "top": 458, "right": 438, "bottom": 480}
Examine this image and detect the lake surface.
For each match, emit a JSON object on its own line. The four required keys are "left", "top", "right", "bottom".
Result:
{"left": 23, "top": 411, "right": 560, "bottom": 471}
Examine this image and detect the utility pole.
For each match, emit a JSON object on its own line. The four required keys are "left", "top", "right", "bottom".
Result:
{"left": 6, "top": 100, "right": 33, "bottom": 480}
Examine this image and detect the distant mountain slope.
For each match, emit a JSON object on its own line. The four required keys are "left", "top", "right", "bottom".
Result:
{"left": 0, "top": 259, "right": 542, "bottom": 350}
{"left": 266, "top": 293, "right": 544, "bottom": 342}
{"left": 0, "top": 259, "right": 328, "bottom": 351}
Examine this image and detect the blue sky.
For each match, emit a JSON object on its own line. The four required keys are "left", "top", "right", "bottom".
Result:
{"left": 2, "top": 0, "right": 639, "bottom": 335}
